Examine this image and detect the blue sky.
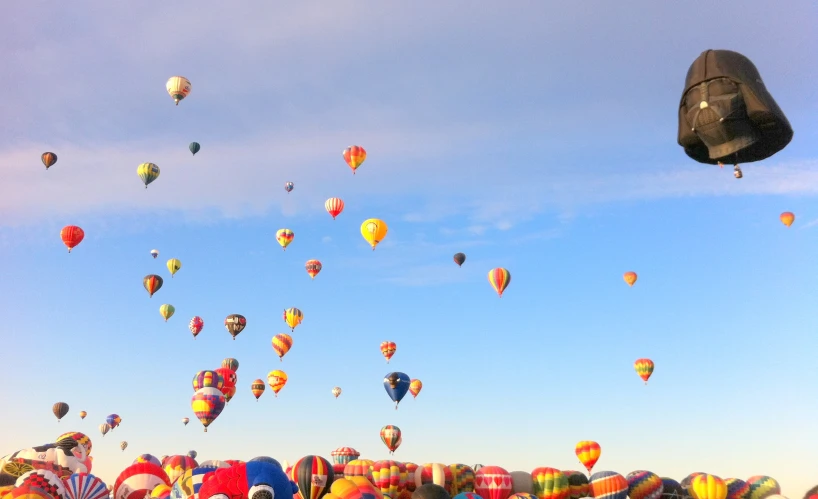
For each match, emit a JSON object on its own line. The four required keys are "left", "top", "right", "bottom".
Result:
{"left": 1, "top": 0, "right": 818, "bottom": 496}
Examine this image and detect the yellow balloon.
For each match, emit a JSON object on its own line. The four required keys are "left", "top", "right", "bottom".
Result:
{"left": 361, "top": 219, "right": 388, "bottom": 250}
{"left": 690, "top": 475, "right": 727, "bottom": 499}
{"left": 167, "top": 258, "right": 182, "bottom": 277}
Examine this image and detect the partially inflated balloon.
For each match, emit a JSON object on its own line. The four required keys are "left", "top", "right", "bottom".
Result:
{"left": 627, "top": 472, "right": 663, "bottom": 499}
{"left": 331, "top": 476, "right": 382, "bottom": 499}
{"left": 166, "top": 77, "right": 191, "bottom": 106}
{"left": 589, "top": 472, "right": 627, "bottom": 499}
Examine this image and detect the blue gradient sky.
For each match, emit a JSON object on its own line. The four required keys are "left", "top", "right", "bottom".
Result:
{"left": 1, "top": 0, "right": 817, "bottom": 496}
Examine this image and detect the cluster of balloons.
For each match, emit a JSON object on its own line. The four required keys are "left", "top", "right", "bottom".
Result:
{"left": 190, "top": 359, "right": 239, "bottom": 432}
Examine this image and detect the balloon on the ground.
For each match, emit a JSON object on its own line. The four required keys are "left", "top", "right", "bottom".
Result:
{"left": 475, "top": 466, "right": 512, "bottom": 499}
{"left": 589, "top": 472, "right": 627, "bottom": 499}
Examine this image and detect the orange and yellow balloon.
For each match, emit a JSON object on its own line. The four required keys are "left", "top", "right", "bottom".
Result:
{"left": 361, "top": 219, "right": 388, "bottom": 250}
{"left": 488, "top": 268, "right": 511, "bottom": 297}
{"left": 634, "top": 358, "right": 654, "bottom": 384}
{"left": 276, "top": 229, "right": 294, "bottom": 250}
{"left": 623, "top": 272, "right": 638, "bottom": 286}
{"left": 780, "top": 212, "right": 795, "bottom": 227}
{"left": 267, "top": 370, "right": 288, "bottom": 397}
{"left": 343, "top": 146, "right": 367, "bottom": 174}
{"left": 306, "top": 259, "right": 322, "bottom": 279}
{"left": 251, "top": 379, "right": 265, "bottom": 400}
{"left": 272, "top": 333, "right": 293, "bottom": 360}
{"left": 409, "top": 379, "right": 422, "bottom": 398}
{"left": 575, "top": 441, "right": 601, "bottom": 474}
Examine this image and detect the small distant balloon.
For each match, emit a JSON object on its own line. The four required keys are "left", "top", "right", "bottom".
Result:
{"left": 780, "top": 212, "right": 795, "bottom": 227}
{"left": 276, "top": 229, "right": 294, "bottom": 250}
{"left": 361, "top": 219, "right": 388, "bottom": 250}
{"left": 305, "top": 259, "right": 322, "bottom": 279}
{"left": 633, "top": 358, "right": 654, "bottom": 385}
{"left": 160, "top": 304, "right": 175, "bottom": 322}
{"left": 52, "top": 402, "right": 69, "bottom": 422}
{"left": 454, "top": 253, "right": 466, "bottom": 267}
{"left": 272, "top": 333, "right": 293, "bottom": 360}
{"left": 42, "top": 152, "right": 58, "bottom": 170}
{"left": 60, "top": 225, "right": 85, "bottom": 253}
{"left": 225, "top": 314, "right": 247, "bottom": 340}
{"left": 79, "top": 411, "right": 87, "bottom": 420}
{"left": 623, "top": 272, "right": 638, "bottom": 287}
{"left": 409, "top": 379, "right": 422, "bottom": 398}
{"left": 332, "top": 387, "right": 342, "bottom": 398}
{"left": 488, "top": 268, "right": 511, "bottom": 297}
{"left": 151, "top": 249, "right": 159, "bottom": 259}
{"left": 182, "top": 417, "right": 189, "bottom": 426}
{"left": 189, "top": 142, "right": 201, "bottom": 155}
{"left": 143, "top": 274, "right": 163, "bottom": 297}
{"left": 285, "top": 182, "right": 294, "bottom": 193}
{"left": 167, "top": 258, "right": 182, "bottom": 278}
{"left": 189, "top": 316, "right": 204, "bottom": 339}
{"left": 137, "top": 162, "right": 160, "bottom": 188}
{"left": 343, "top": 145, "right": 366, "bottom": 174}
{"left": 325, "top": 198, "right": 345, "bottom": 220}
{"left": 251, "top": 379, "right": 266, "bottom": 400}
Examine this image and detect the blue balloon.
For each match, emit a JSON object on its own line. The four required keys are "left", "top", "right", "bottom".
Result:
{"left": 383, "top": 372, "right": 410, "bottom": 408}
{"left": 249, "top": 456, "right": 282, "bottom": 469}
{"left": 189, "top": 142, "right": 201, "bottom": 155}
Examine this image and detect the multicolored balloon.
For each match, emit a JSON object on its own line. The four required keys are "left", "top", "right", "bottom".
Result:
{"left": 380, "top": 341, "right": 397, "bottom": 363}
{"left": 166, "top": 76, "right": 192, "bottom": 106}
{"left": 474, "top": 466, "right": 513, "bottom": 499}
{"left": 589, "top": 472, "right": 627, "bottom": 499}
{"left": 633, "top": 359, "right": 654, "bottom": 384}
{"left": 380, "top": 425, "right": 401, "bottom": 454}
{"left": 189, "top": 316, "right": 204, "bottom": 339}
{"left": 575, "top": 441, "right": 601, "bottom": 474}
{"left": 143, "top": 274, "right": 163, "bottom": 298}
{"left": 159, "top": 304, "right": 175, "bottom": 322}
{"left": 181, "top": 418, "right": 189, "bottom": 426}
{"left": 137, "top": 162, "right": 160, "bottom": 188}
{"left": 343, "top": 146, "right": 367, "bottom": 174}
{"left": 224, "top": 314, "right": 246, "bottom": 340}
{"left": 251, "top": 379, "right": 265, "bottom": 400}
{"left": 276, "top": 229, "right": 294, "bottom": 250}
{"left": 272, "top": 333, "right": 293, "bottom": 360}
{"left": 285, "top": 182, "right": 294, "bottom": 193}
{"left": 627, "top": 471, "right": 663, "bottom": 499}
{"left": 290, "top": 455, "right": 334, "bottom": 499}
{"left": 306, "top": 260, "right": 323, "bottom": 279}
{"left": 488, "top": 268, "right": 511, "bottom": 297}
{"left": 193, "top": 370, "right": 225, "bottom": 392}
{"left": 409, "top": 379, "right": 423, "bottom": 399}
{"left": 191, "top": 387, "right": 226, "bottom": 432}
{"left": 532, "top": 468, "right": 569, "bottom": 499}
{"left": 267, "top": 370, "right": 288, "bottom": 396}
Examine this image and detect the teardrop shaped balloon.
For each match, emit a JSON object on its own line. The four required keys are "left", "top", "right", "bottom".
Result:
{"left": 53, "top": 402, "right": 69, "bottom": 421}
{"left": 159, "top": 304, "right": 175, "bottom": 322}
{"left": 150, "top": 249, "right": 159, "bottom": 259}
{"left": 182, "top": 417, "right": 189, "bottom": 426}
{"left": 276, "top": 229, "right": 294, "bottom": 250}
{"left": 272, "top": 333, "right": 293, "bottom": 360}
{"left": 167, "top": 258, "right": 182, "bottom": 278}
{"left": 285, "top": 182, "right": 294, "bottom": 193}
{"left": 383, "top": 372, "right": 410, "bottom": 409}
{"left": 167, "top": 76, "right": 192, "bottom": 106}
{"left": 409, "top": 379, "right": 422, "bottom": 398}
{"left": 189, "top": 316, "right": 204, "bottom": 338}
{"left": 191, "top": 387, "right": 225, "bottom": 432}
{"left": 42, "top": 152, "right": 58, "bottom": 170}
{"left": 143, "top": 274, "right": 163, "bottom": 297}
{"left": 623, "top": 272, "right": 638, "bottom": 286}
{"left": 61, "top": 225, "right": 85, "bottom": 253}
{"left": 189, "top": 142, "right": 200, "bottom": 155}
{"left": 306, "top": 259, "right": 322, "bottom": 279}
{"left": 99, "top": 423, "right": 110, "bottom": 436}
{"left": 380, "top": 341, "right": 397, "bottom": 363}
{"left": 379, "top": 425, "right": 402, "bottom": 454}
{"left": 780, "top": 212, "right": 794, "bottom": 227}
{"left": 325, "top": 198, "right": 345, "bottom": 220}
{"left": 575, "top": 441, "right": 601, "bottom": 474}
{"left": 224, "top": 314, "right": 247, "bottom": 340}
{"left": 251, "top": 379, "right": 265, "bottom": 400}
{"left": 343, "top": 145, "right": 367, "bottom": 174}
{"left": 137, "top": 162, "right": 160, "bottom": 188}
{"left": 284, "top": 308, "right": 303, "bottom": 331}
{"left": 267, "top": 370, "right": 288, "bottom": 396}
{"left": 454, "top": 253, "right": 466, "bottom": 267}
{"left": 361, "top": 219, "right": 388, "bottom": 250}
{"left": 633, "top": 358, "right": 654, "bottom": 385}
{"left": 332, "top": 386, "right": 342, "bottom": 398}
{"left": 79, "top": 410, "right": 87, "bottom": 420}
{"left": 488, "top": 268, "right": 511, "bottom": 297}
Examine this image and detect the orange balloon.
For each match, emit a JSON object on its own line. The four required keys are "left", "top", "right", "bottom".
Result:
{"left": 623, "top": 271, "right": 637, "bottom": 286}
{"left": 780, "top": 212, "right": 795, "bottom": 227}
{"left": 574, "top": 441, "right": 601, "bottom": 473}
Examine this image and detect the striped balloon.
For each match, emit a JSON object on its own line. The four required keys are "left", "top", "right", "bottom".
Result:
{"left": 575, "top": 441, "right": 601, "bottom": 474}
{"left": 627, "top": 471, "right": 664, "bottom": 499}
{"left": 403, "top": 464, "right": 418, "bottom": 492}
{"left": 192, "top": 370, "right": 224, "bottom": 392}
{"left": 272, "top": 333, "right": 293, "bottom": 360}
{"left": 64, "top": 473, "right": 110, "bottom": 499}
{"left": 343, "top": 460, "right": 375, "bottom": 483}
{"left": 330, "top": 448, "right": 360, "bottom": 466}
{"left": 342, "top": 146, "right": 367, "bottom": 174}
{"left": 589, "top": 472, "right": 628, "bottom": 499}
{"left": 190, "top": 387, "right": 225, "bottom": 432}
{"left": 690, "top": 475, "right": 726, "bottom": 499}
{"left": 325, "top": 198, "right": 345, "bottom": 220}
{"left": 487, "top": 268, "right": 511, "bottom": 297}
{"left": 746, "top": 477, "right": 780, "bottom": 499}
{"left": 449, "top": 464, "right": 476, "bottom": 495}
{"left": 532, "top": 468, "right": 569, "bottom": 499}
{"left": 415, "top": 464, "right": 452, "bottom": 494}
{"left": 725, "top": 479, "right": 750, "bottom": 499}
{"left": 371, "top": 460, "right": 406, "bottom": 497}
{"left": 290, "top": 455, "right": 334, "bottom": 499}
{"left": 474, "top": 466, "right": 513, "bottom": 499}
{"left": 633, "top": 359, "right": 655, "bottom": 384}
{"left": 562, "top": 471, "right": 589, "bottom": 499}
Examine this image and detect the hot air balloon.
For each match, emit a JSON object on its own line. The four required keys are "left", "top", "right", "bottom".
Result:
{"left": 61, "top": 226, "right": 85, "bottom": 253}
{"left": 626, "top": 471, "right": 663, "bottom": 499}
{"left": 275, "top": 229, "right": 294, "bottom": 250}
{"left": 143, "top": 274, "right": 163, "bottom": 297}
{"left": 182, "top": 418, "right": 189, "bottom": 426}
{"left": 189, "top": 142, "right": 200, "bottom": 155}
{"left": 380, "top": 341, "right": 397, "bottom": 363}
{"left": 290, "top": 455, "right": 334, "bottom": 499}
{"left": 306, "top": 259, "right": 322, "bottom": 279}
{"left": 623, "top": 272, "right": 638, "bottom": 287}
{"left": 224, "top": 314, "right": 246, "bottom": 340}
{"left": 453, "top": 253, "right": 466, "bottom": 267}
{"left": 634, "top": 359, "right": 654, "bottom": 384}
{"left": 251, "top": 379, "right": 265, "bottom": 400}
{"left": 331, "top": 476, "right": 382, "bottom": 499}
{"left": 488, "top": 268, "right": 511, "bottom": 297}
{"left": 745, "top": 476, "right": 781, "bottom": 499}
{"left": 409, "top": 379, "right": 423, "bottom": 398}
{"left": 532, "top": 468, "right": 569, "bottom": 499}
{"left": 475, "top": 466, "right": 513, "bottom": 499}
{"left": 167, "top": 258, "right": 182, "bottom": 278}
{"left": 589, "top": 472, "right": 627, "bottom": 499}
{"left": 167, "top": 76, "right": 192, "bottom": 106}
{"left": 562, "top": 471, "right": 589, "bottom": 499}
{"left": 191, "top": 387, "right": 226, "bottom": 432}
{"left": 284, "top": 308, "right": 303, "bottom": 331}
{"left": 575, "top": 441, "right": 601, "bottom": 475}
{"left": 383, "top": 372, "right": 410, "bottom": 409}
{"left": 53, "top": 402, "right": 69, "bottom": 422}
{"left": 780, "top": 212, "right": 795, "bottom": 227}
{"left": 106, "top": 414, "right": 122, "bottom": 429}
{"left": 285, "top": 182, "right": 294, "bottom": 193}
{"left": 41, "top": 152, "right": 58, "bottom": 170}
{"left": 361, "top": 219, "right": 388, "bottom": 250}
{"left": 267, "top": 370, "right": 287, "bottom": 397}
{"left": 214, "top": 367, "right": 237, "bottom": 403}
{"left": 342, "top": 461, "right": 376, "bottom": 484}
{"left": 371, "top": 460, "right": 406, "bottom": 498}
{"left": 272, "top": 333, "right": 293, "bottom": 360}
{"left": 189, "top": 316, "right": 204, "bottom": 339}
{"left": 159, "top": 304, "right": 175, "bottom": 322}
{"left": 723, "top": 479, "right": 750, "bottom": 499}
{"left": 690, "top": 475, "right": 726, "bottom": 499}
{"left": 99, "top": 423, "right": 110, "bottom": 436}
{"left": 343, "top": 146, "right": 367, "bottom": 174}
{"left": 120, "top": 442, "right": 128, "bottom": 451}
{"left": 64, "top": 471, "right": 109, "bottom": 499}
{"left": 221, "top": 358, "right": 239, "bottom": 372}
{"left": 137, "top": 163, "right": 160, "bottom": 188}
{"left": 193, "top": 370, "right": 225, "bottom": 392}
{"left": 326, "top": 198, "right": 345, "bottom": 220}
{"left": 332, "top": 386, "right": 342, "bottom": 398}
{"left": 150, "top": 249, "right": 159, "bottom": 259}
{"left": 450, "top": 464, "right": 476, "bottom": 495}
{"left": 380, "top": 425, "right": 402, "bottom": 454}
{"left": 79, "top": 411, "right": 87, "bottom": 420}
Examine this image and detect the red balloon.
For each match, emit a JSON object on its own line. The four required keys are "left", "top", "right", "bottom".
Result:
{"left": 60, "top": 225, "right": 85, "bottom": 253}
